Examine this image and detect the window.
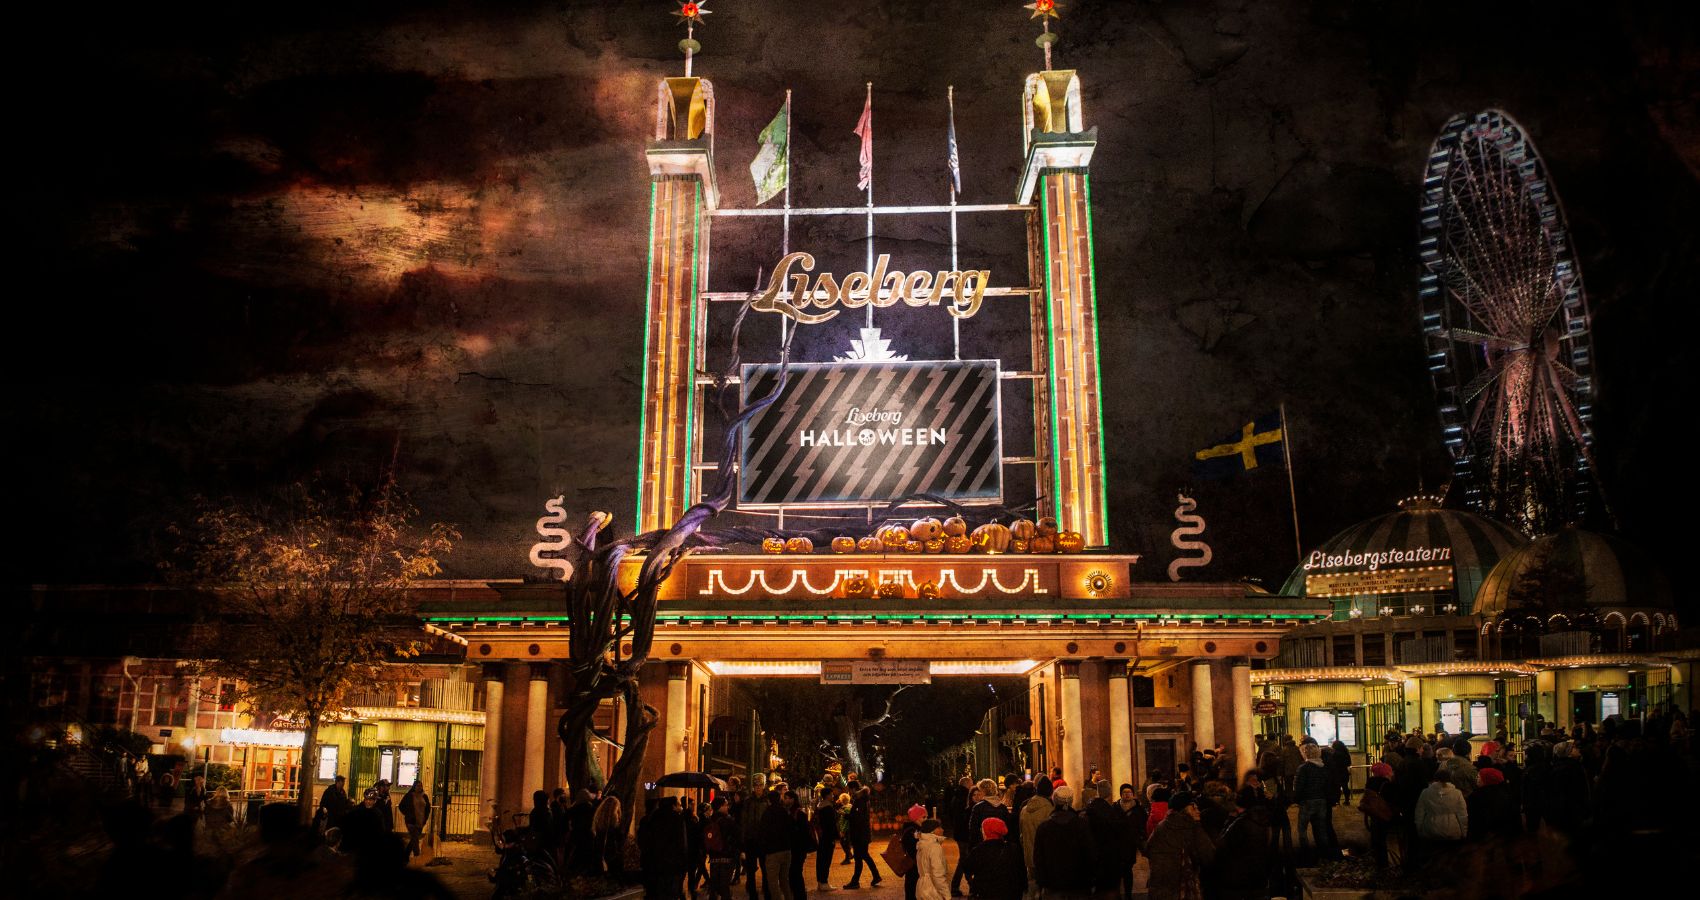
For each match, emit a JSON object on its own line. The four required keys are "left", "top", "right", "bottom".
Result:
{"left": 152, "top": 682, "right": 188, "bottom": 727}
{"left": 1362, "top": 634, "right": 1386, "bottom": 667}
{"left": 1332, "top": 635, "right": 1357, "bottom": 666}
{"left": 1469, "top": 700, "right": 1489, "bottom": 734}
{"left": 378, "top": 746, "right": 422, "bottom": 788}
{"left": 1438, "top": 700, "right": 1463, "bottom": 734}
{"left": 317, "top": 745, "right": 339, "bottom": 781}
{"left": 217, "top": 682, "right": 238, "bottom": 713}
{"left": 1601, "top": 692, "right": 1620, "bottom": 719}
{"left": 1303, "top": 709, "right": 1359, "bottom": 747}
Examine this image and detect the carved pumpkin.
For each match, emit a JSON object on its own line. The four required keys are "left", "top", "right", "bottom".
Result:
{"left": 761, "top": 537, "right": 786, "bottom": 554}
{"left": 902, "top": 540, "right": 924, "bottom": 554}
{"left": 945, "top": 534, "right": 972, "bottom": 554}
{"left": 1010, "top": 538, "right": 1030, "bottom": 554}
{"left": 877, "top": 580, "right": 904, "bottom": 599}
{"left": 877, "top": 524, "right": 911, "bottom": 548}
{"left": 970, "top": 523, "right": 1011, "bottom": 554}
{"left": 909, "top": 517, "right": 943, "bottom": 541}
{"left": 844, "top": 575, "right": 873, "bottom": 598}
{"left": 831, "top": 536, "right": 857, "bottom": 554}
{"left": 1055, "top": 530, "right": 1085, "bottom": 553}
{"left": 1030, "top": 535, "right": 1055, "bottom": 554}
{"left": 857, "top": 535, "right": 882, "bottom": 554}
{"left": 1010, "top": 519, "right": 1037, "bottom": 541}
{"left": 785, "top": 536, "right": 814, "bottom": 554}
{"left": 1036, "top": 516, "right": 1059, "bottom": 537}
{"left": 923, "top": 538, "right": 946, "bottom": 554}
{"left": 916, "top": 580, "right": 941, "bottom": 601}
{"left": 942, "top": 515, "right": 968, "bottom": 537}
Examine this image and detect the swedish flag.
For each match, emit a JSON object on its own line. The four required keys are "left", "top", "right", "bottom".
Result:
{"left": 1194, "top": 411, "right": 1287, "bottom": 478}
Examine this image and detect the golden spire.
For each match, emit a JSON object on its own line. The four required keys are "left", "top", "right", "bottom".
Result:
{"left": 1024, "top": 0, "right": 1062, "bottom": 70}
{"left": 673, "top": 1, "right": 712, "bottom": 76}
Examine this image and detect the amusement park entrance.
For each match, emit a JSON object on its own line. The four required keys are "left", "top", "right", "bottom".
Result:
{"left": 420, "top": 54, "right": 1326, "bottom": 823}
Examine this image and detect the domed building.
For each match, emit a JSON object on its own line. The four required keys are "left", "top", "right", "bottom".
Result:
{"left": 1253, "top": 494, "right": 1694, "bottom": 762}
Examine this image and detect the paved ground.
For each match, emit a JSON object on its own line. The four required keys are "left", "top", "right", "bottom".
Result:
{"left": 424, "top": 804, "right": 1373, "bottom": 899}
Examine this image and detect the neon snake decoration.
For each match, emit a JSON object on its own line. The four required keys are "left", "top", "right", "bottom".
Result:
{"left": 528, "top": 495, "right": 575, "bottom": 581}
{"left": 1167, "top": 492, "right": 1212, "bottom": 581}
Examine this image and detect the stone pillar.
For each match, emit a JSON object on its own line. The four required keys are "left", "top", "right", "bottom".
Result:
{"left": 664, "top": 662, "right": 690, "bottom": 780}
{"left": 1191, "top": 660, "right": 1215, "bottom": 752}
{"left": 1106, "top": 660, "right": 1132, "bottom": 792}
{"left": 637, "top": 76, "right": 717, "bottom": 533}
{"left": 1059, "top": 660, "right": 1085, "bottom": 805}
{"left": 479, "top": 663, "right": 505, "bottom": 829}
{"left": 1230, "top": 658, "right": 1254, "bottom": 782}
{"left": 523, "top": 664, "right": 550, "bottom": 795}
{"left": 1018, "top": 70, "right": 1108, "bottom": 546}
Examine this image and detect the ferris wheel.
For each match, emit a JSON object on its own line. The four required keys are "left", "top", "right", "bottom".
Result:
{"left": 1417, "top": 109, "right": 1602, "bottom": 535}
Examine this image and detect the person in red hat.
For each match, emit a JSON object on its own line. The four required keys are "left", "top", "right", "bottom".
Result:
{"left": 1361, "top": 762, "right": 1398, "bottom": 868}
{"left": 964, "top": 816, "right": 1024, "bottom": 899}
{"left": 1467, "top": 766, "right": 1520, "bottom": 840}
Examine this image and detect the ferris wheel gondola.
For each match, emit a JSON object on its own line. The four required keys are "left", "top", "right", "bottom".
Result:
{"left": 1417, "top": 110, "right": 1603, "bottom": 534}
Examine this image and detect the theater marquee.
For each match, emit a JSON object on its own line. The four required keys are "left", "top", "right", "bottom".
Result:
{"left": 739, "top": 359, "right": 1002, "bottom": 507}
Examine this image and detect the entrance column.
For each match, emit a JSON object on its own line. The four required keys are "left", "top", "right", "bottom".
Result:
{"left": 664, "top": 662, "right": 690, "bottom": 779}
{"left": 1059, "top": 660, "right": 1085, "bottom": 804}
{"left": 479, "top": 663, "right": 505, "bottom": 829}
{"left": 1191, "top": 660, "right": 1215, "bottom": 752}
{"left": 1230, "top": 657, "right": 1254, "bottom": 780}
{"left": 1107, "top": 660, "right": 1132, "bottom": 792}
{"left": 523, "top": 664, "right": 550, "bottom": 795}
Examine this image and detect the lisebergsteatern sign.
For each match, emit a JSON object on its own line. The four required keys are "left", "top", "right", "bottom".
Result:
{"left": 739, "top": 360, "right": 1002, "bottom": 507}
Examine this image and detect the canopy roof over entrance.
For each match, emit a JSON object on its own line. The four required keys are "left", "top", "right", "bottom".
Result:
{"left": 419, "top": 554, "right": 1327, "bottom": 665}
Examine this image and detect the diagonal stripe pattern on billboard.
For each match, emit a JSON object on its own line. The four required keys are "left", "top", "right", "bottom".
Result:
{"left": 739, "top": 360, "right": 1002, "bottom": 506}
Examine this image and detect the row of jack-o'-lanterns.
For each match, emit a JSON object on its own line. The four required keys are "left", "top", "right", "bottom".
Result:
{"left": 760, "top": 515, "right": 1086, "bottom": 555}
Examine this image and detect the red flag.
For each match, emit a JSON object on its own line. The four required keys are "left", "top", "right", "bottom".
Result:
{"left": 853, "top": 87, "right": 872, "bottom": 192}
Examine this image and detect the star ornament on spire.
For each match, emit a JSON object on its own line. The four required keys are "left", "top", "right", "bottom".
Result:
{"left": 1025, "top": 0, "right": 1061, "bottom": 20}
{"left": 673, "top": 0, "right": 711, "bottom": 26}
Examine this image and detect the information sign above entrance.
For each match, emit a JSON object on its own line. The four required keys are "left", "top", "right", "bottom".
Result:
{"left": 821, "top": 660, "right": 930, "bottom": 684}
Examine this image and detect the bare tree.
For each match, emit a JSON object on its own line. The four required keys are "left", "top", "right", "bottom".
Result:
{"left": 169, "top": 479, "right": 457, "bottom": 824}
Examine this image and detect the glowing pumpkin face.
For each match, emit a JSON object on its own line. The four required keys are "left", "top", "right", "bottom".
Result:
{"left": 762, "top": 537, "right": 786, "bottom": 554}
{"left": 877, "top": 581, "right": 904, "bottom": 599}
{"left": 878, "top": 524, "right": 911, "bottom": 547}
{"left": 942, "top": 516, "right": 968, "bottom": 537}
{"left": 916, "top": 580, "right": 941, "bottom": 601}
{"left": 844, "top": 576, "right": 873, "bottom": 598}
{"left": 923, "top": 538, "right": 946, "bottom": 554}
{"left": 857, "top": 536, "right": 882, "bottom": 553}
{"left": 1010, "top": 519, "right": 1037, "bottom": 541}
{"left": 945, "top": 535, "right": 972, "bottom": 554}
{"left": 902, "top": 540, "right": 924, "bottom": 554}
{"left": 785, "top": 536, "right": 814, "bottom": 554}
{"left": 1010, "top": 538, "right": 1030, "bottom": 554}
{"left": 970, "top": 523, "right": 1011, "bottom": 554}
{"left": 1055, "top": 530, "right": 1085, "bottom": 553}
{"left": 909, "top": 517, "right": 943, "bottom": 541}
{"left": 831, "top": 536, "right": 857, "bottom": 554}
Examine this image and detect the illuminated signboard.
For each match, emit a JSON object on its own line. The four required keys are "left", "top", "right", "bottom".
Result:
{"left": 821, "top": 660, "right": 930, "bottom": 685}
{"left": 752, "top": 252, "right": 991, "bottom": 324}
{"left": 1300, "top": 545, "right": 1455, "bottom": 597}
{"left": 1304, "top": 565, "right": 1454, "bottom": 598}
{"left": 739, "top": 359, "right": 1001, "bottom": 507}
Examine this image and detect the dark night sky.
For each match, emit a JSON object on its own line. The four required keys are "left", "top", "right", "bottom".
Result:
{"left": 18, "top": 1, "right": 1698, "bottom": 589}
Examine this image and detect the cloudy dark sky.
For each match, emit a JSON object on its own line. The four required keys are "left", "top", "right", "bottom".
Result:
{"left": 19, "top": 1, "right": 1696, "bottom": 588}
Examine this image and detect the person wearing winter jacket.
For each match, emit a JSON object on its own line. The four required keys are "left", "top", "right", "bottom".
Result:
{"left": 1144, "top": 786, "right": 1171, "bottom": 840}
{"left": 915, "top": 819, "right": 951, "bottom": 900}
{"left": 1294, "top": 742, "right": 1338, "bottom": 859}
{"left": 1018, "top": 775, "right": 1054, "bottom": 898}
{"left": 1413, "top": 769, "right": 1467, "bottom": 869}
{"left": 1437, "top": 745, "right": 1479, "bottom": 799}
{"left": 1114, "top": 784, "right": 1148, "bottom": 900}
{"left": 1031, "top": 786, "right": 1096, "bottom": 896}
{"left": 1144, "top": 792, "right": 1216, "bottom": 900}
{"left": 1466, "top": 767, "right": 1520, "bottom": 840}
{"left": 1207, "top": 801, "right": 1271, "bottom": 900}
{"left": 1083, "top": 783, "right": 1126, "bottom": 895}
{"left": 964, "top": 817, "right": 1025, "bottom": 900}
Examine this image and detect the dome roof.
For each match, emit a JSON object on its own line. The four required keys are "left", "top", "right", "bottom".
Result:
{"left": 1281, "top": 494, "right": 1527, "bottom": 607}
{"left": 1473, "top": 528, "right": 1674, "bottom": 616}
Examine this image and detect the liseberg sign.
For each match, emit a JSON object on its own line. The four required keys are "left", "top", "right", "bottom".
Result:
{"left": 751, "top": 251, "right": 991, "bottom": 324}
{"left": 739, "top": 360, "right": 1002, "bottom": 507}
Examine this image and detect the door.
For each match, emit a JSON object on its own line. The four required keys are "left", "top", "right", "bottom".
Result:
{"left": 1569, "top": 691, "right": 1598, "bottom": 725}
{"left": 1143, "top": 738, "right": 1177, "bottom": 784}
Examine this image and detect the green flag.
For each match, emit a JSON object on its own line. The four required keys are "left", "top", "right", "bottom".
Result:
{"left": 749, "top": 101, "right": 788, "bottom": 205}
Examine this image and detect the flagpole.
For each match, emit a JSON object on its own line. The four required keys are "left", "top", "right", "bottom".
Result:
{"left": 949, "top": 84, "right": 961, "bottom": 361}
{"left": 1281, "top": 403, "right": 1303, "bottom": 562}
{"left": 781, "top": 91, "right": 792, "bottom": 347}
{"left": 864, "top": 81, "right": 874, "bottom": 329}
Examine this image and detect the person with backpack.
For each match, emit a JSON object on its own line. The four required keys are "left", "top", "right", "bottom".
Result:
{"left": 703, "top": 797, "right": 739, "bottom": 900}
{"left": 886, "top": 804, "right": 923, "bottom": 900}
{"left": 1359, "top": 762, "right": 1397, "bottom": 869}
